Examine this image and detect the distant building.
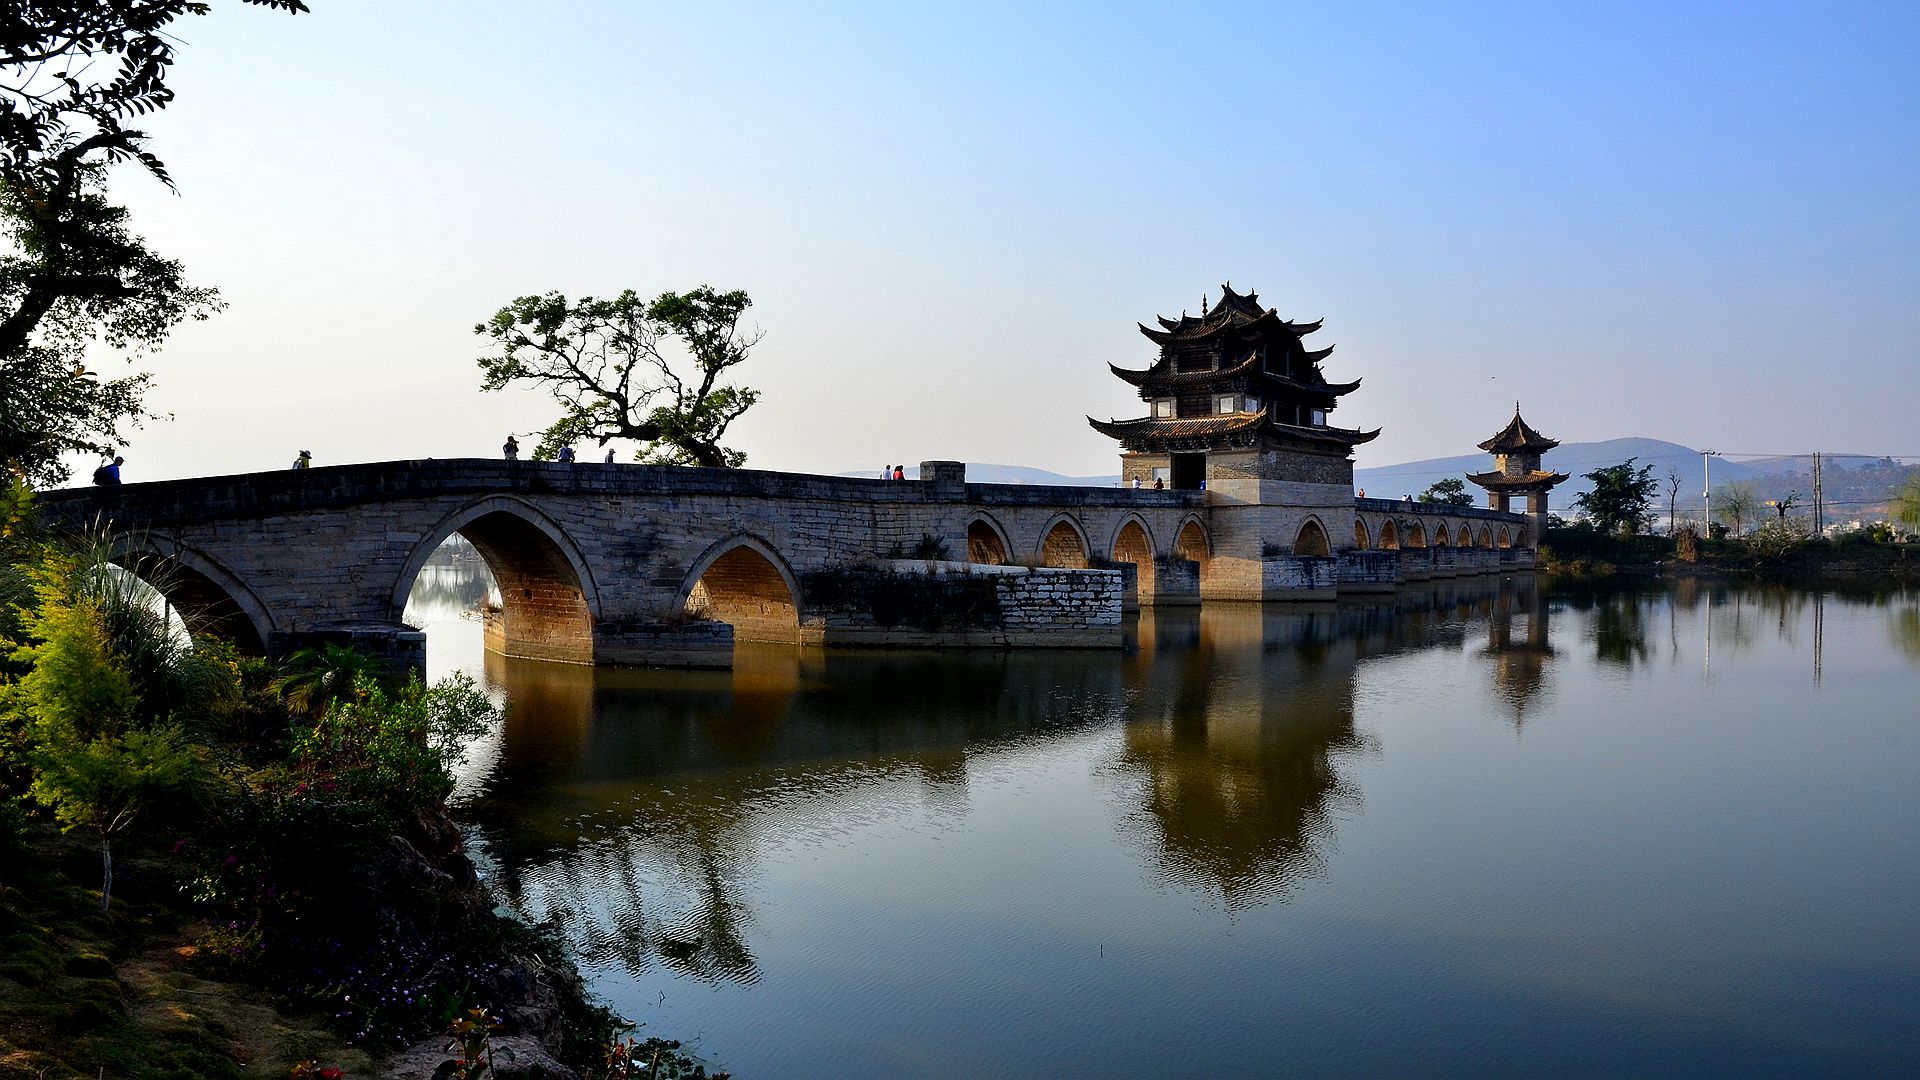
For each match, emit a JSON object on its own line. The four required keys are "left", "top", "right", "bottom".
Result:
{"left": 1467, "top": 406, "right": 1569, "bottom": 538}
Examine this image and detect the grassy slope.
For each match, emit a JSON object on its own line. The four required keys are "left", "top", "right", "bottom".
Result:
{"left": 0, "top": 828, "right": 373, "bottom": 1080}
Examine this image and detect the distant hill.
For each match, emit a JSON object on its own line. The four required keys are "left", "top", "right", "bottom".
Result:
{"left": 1355, "top": 437, "right": 1764, "bottom": 512}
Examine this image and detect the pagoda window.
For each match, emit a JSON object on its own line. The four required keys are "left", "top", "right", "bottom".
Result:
{"left": 1245, "top": 396, "right": 1259, "bottom": 414}
{"left": 1216, "top": 394, "right": 1238, "bottom": 414}
{"left": 1310, "top": 408, "right": 1327, "bottom": 426}
{"left": 1153, "top": 399, "right": 1174, "bottom": 419}
{"left": 1174, "top": 349, "right": 1212, "bottom": 375}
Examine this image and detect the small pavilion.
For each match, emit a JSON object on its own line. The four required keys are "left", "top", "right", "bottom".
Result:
{"left": 1467, "top": 406, "right": 1567, "bottom": 542}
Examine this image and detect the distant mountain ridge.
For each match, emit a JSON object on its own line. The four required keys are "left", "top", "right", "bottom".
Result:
{"left": 1354, "top": 437, "right": 1754, "bottom": 511}
{"left": 839, "top": 440, "right": 1912, "bottom": 518}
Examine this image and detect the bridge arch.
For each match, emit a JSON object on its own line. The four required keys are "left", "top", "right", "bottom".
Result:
{"left": 112, "top": 535, "right": 274, "bottom": 654}
{"left": 1172, "top": 515, "right": 1212, "bottom": 582}
{"left": 679, "top": 534, "right": 804, "bottom": 645}
{"left": 395, "top": 496, "right": 600, "bottom": 664}
{"left": 1037, "top": 514, "right": 1091, "bottom": 569}
{"left": 1293, "top": 517, "right": 1331, "bottom": 556}
{"left": 1434, "top": 522, "right": 1450, "bottom": 547}
{"left": 1404, "top": 521, "right": 1427, "bottom": 548}
{"left": 1354, "top": 518, "right": 1371, "bottom": 551}
{"left": 1108, "top": 514, "right": 1157, "bottom": 600}
{"left": 1478, "top": 525, "right": 1494, "bottom": 549}
{"left": 1498, "top": 526, "right": 1512, "bottom": 549}
{"left": 966, "top": 512, "right": 1012, "bottom": 565}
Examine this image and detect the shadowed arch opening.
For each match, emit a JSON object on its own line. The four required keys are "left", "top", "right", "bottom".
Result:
{"left": 111, "top": 541, "right": 271, "bottom": 655}
{"left": 1110, "top": 518, "right": 1156, "bottom": 601}
{"left": 1294, "top": 519, "right": 1330, "bottom": 556}
{"left": 1405, "top": 521, "right": 1427, "bottom": 548}
{"left": 398, "top": 499, "right": 598, "bottom": 665}
{"left": 1354, "top": 519, "right": 1370, "bottom": 550}
{"left": 683, "top": 537, "right": 802, "bottom": 645}
{"left": 1434, "top": 523, "right": 1450, "bottom": 547}
{"left": 1379, "top": 519, "right": 1400, "bottom": 550}
{"left": 1478, "top": 525, "right": 1494, "bottom": 549}
{"left": 1039, "top": 517, "right": 1090, "bottom": 569}
{"left": 1499, "top": 526, "right": 1512, "bottom": 549}
{"left": 967, "top": 515, "right": 1010, "bottom": 565}
{"left": 1174, "top": 518, "right": 1211, "bottom": 579}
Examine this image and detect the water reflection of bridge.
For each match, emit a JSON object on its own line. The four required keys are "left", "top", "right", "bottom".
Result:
{"left": 459, "top": 576, "right": 1556, "bottom": 982}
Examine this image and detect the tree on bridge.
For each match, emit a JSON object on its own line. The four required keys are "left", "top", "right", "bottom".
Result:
{"left": 476, "top": 287, "right": 764, "bottom": 468}
{"left": 0, "top": 0, "right": 307, "bottom": 485}
{"left": 1418, "top": 477, "right": 1473, "bottom": 507}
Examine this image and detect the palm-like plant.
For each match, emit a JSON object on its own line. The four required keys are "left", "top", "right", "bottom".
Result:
{"left": 272, "top": 644, "right": 387, "bottom": 722}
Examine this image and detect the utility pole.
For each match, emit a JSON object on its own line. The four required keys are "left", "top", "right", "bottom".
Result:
{"left": 1812, "top": 451, "right": 1823, "bottom": 535}
{"left": 1701, "top": 449, "right": 1719, "bottom": 535}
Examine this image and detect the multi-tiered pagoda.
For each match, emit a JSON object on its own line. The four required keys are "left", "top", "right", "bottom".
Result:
{"left": 1089, "top": 283, "right": 1378, "bottom": 490}
{"left": 1466, "top": 406, "right": 1567, "bottom": 540}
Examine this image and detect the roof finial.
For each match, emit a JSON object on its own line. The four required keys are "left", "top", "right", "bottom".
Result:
{"left": 1515, "top": 400, "right": 1521, "bottom": 416}
{"left": 1201, "top": 291, "right": 1209, "bottom": 315}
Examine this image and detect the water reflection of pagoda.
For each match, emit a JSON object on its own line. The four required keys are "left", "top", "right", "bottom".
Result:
{"left": 1114, "top": 606, "right": 1368, "bottom": 908}
{"left": 1481, "top": 577, "right": 1555, "bottom": 729}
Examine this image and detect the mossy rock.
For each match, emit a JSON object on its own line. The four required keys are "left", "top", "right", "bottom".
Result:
{"left": 64, "top": 951, "right": 115, "bottom": 978}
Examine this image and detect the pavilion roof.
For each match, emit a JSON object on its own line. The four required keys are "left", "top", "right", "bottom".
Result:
{"left": 1477, "top": 408, "right": 1560, "bottom": 453}
{"left": 1466, "top": 469, "right": 1569, "bottom": 490}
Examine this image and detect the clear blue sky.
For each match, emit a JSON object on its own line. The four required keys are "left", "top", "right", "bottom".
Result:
{"left": 94, "top": 0, "right": 1919, "bottom": 480}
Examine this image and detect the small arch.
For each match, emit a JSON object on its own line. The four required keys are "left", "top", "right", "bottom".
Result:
{"left": 1434, "top": 523, "right": 1451, "bottom": 547}
{"left": 395, "top": 496, "right": 600, "bottom": 664}
{"left": 1038, "top": 515, "right": 1090, "bottom": 569}
{"left": 967, "top": 513, "right": 1011, "bottom": 565}
{"left": 1379, "top": 519, "right": 1400, "bottom": 550}
{"left": 679, "top": 534, "right": 803, "bottom": 645}
{"left": 1110, "top": 516, "right": 1156, "bottom": 600}
{"left": 1293, "top": 518, "right": 1331, "bottom": 557}
{"left": 1478, "top": 525, "right": 1494, "bottom": 549}
{"left": 1173, "top": 517, "right": 1212, "bottom": 583}
{"left": 1354, "top": 518, "right": 1371, "bottom": 551}
{"left": 112, "top": 536, "right": 273, "bottom": 654}
{"left": 1405, "top": 521, "right": 1428, "bottom": 548}
{"left": 1498, "top": 526, "right": 1513, "bottom": 549}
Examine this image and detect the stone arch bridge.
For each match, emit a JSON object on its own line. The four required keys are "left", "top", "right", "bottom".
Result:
{"left": 40, "top": 460, "right": 1532, "bottom": 668}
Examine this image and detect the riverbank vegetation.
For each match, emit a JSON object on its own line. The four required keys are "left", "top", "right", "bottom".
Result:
{"left": 0, "top": 498, "right": 725, "bottom": 1078}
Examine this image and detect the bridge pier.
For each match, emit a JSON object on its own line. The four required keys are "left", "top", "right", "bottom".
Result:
{"left": 273, "top": 623, "right": 426, "bottom": 675}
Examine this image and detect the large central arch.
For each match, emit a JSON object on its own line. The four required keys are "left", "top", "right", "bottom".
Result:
{"left": 679, "top": 535, "right": 803, "bottom": 645}
{"left": 395, "top": 497, "right": 600, "bottom": 664}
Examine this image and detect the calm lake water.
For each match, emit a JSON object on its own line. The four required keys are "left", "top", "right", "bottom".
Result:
{"left": 405, "top": 566, "right": 1920, "bottom": 1078}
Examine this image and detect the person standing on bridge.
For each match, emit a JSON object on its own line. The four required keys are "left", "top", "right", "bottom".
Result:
{"left": 557, "top": 446, "right": 575, "bottom": 464}
{"left": 893, "top": 464, "right": 905, "bottom": 480}
{"left": 503, "top": 435, "right": 519, "bottom": 460}
{"left": 292, "top": 449, "right": 311, "bottom": 469}
{"left": 92, "top": 456, "right": 124, "bottom": 486}
{"left": 605, "top": 449, "right": 616, "bottom": 464}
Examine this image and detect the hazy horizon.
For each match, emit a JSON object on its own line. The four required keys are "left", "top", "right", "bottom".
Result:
{"left": 49, "top": 1, "right": 1920, "bottom": 484}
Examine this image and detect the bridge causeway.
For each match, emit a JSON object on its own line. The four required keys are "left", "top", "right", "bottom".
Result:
{"left": 40, "top": 458, "right": 1534, "bottom": 669}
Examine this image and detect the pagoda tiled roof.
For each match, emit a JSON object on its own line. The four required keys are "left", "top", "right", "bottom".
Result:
{"left": 1087, "top": 409, "right": 1272, "bottom": 441}
{"left": 1477, "top": 409, "right": 1560, "bottom": 453}
{"left": 1466, "top": 469, "right": 1569, "bottom": 489}
{"left": 1109, "top": 351, "right": 1359, "bottom": 396}
{"left": 1137, "top": 282, "right": 1324, "bottom": 347}
{"left": 1086, "top": 410, "right": 1380, "bottom": 447}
